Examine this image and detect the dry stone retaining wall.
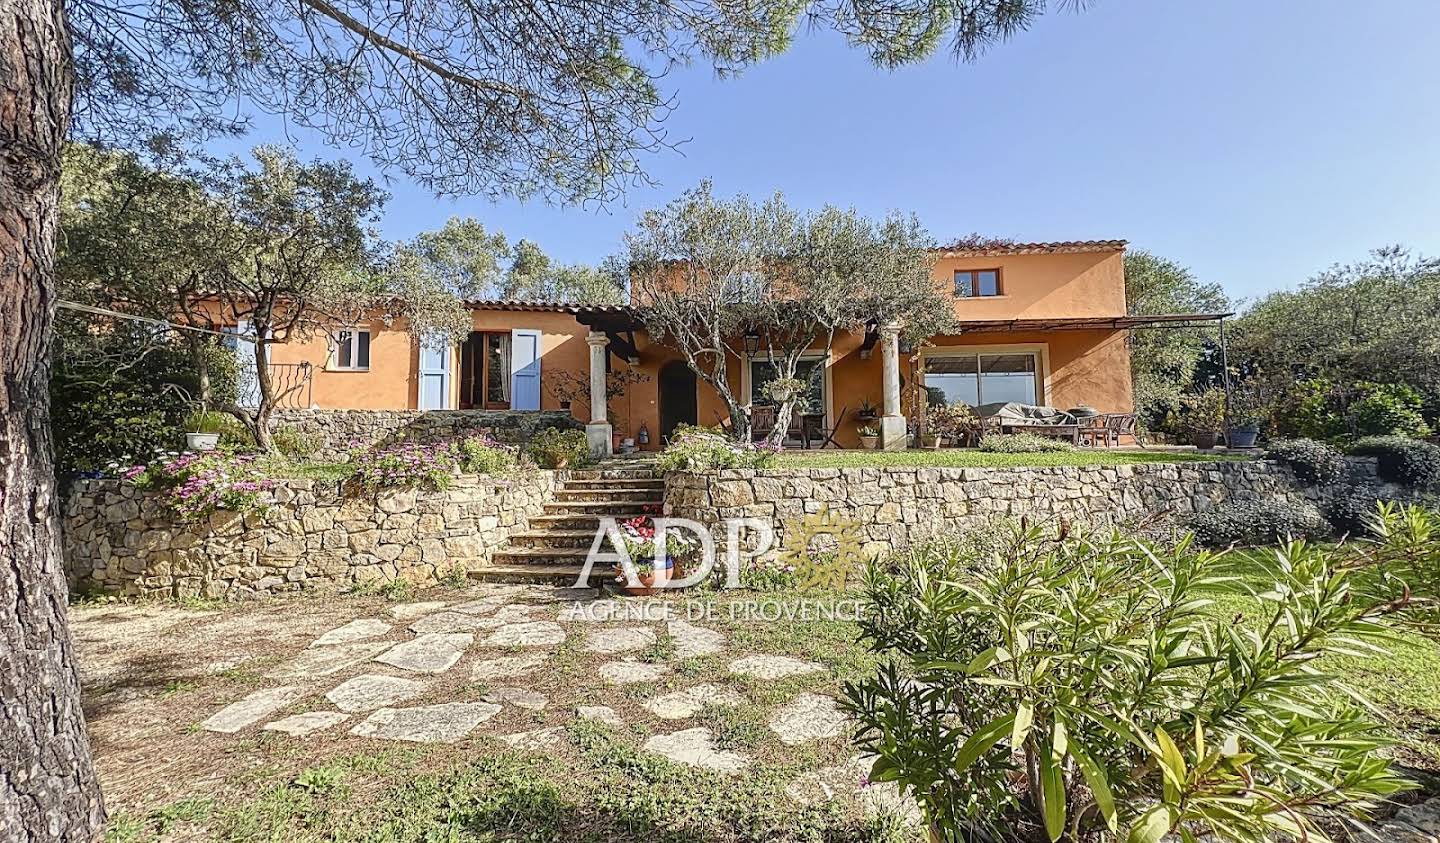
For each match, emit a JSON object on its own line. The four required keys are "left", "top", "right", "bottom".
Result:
{"left": 665, "top": 458, "right": 1398, "bottom": 557}
{"left": 62, "top": 471, "right": 557, "bottom": 600}
{"left": 271, "top": 409, "right": 583, "bottom": 460}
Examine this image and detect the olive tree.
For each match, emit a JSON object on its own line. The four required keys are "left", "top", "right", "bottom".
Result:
{"left": 623, "top": 182, "right": 952, "bottom": 445}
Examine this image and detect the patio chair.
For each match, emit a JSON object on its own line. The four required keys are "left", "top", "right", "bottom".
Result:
{"left": 809, "top": 406, "right": 847, "bottom": 449}
{"left": 1105, "top": 412, "right": 1138, "bottom": 447}
{"left": 750, "top": 406, "right": 777, "bottom": 442}
{"left": 1077, "top": 414, "right": 1110, "bottom": 447}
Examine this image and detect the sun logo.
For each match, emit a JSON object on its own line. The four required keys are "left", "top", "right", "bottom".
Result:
{"left": 778, "top": 507, "right": 865, "bottom": 592}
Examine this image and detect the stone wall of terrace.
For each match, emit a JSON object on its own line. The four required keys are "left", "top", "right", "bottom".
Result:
{"left": 664, "top": 458, "right": 1399, "bottom": 558}
{"left": 62, "top": 470, "right": 557, "bottom": 600}
{"left": 270, "top": 409, "right": 583, "bottom": 460}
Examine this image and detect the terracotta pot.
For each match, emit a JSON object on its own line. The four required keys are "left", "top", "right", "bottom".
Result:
{"left": 614, "top": 558, "right": 680, "bottom": 596}
{"left": 859, "top": 435, "right": 879, "bottom": 450}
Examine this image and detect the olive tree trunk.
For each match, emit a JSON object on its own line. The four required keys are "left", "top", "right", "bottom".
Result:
{"left": 1, "top": 0, "right": 107, "bottom": 838}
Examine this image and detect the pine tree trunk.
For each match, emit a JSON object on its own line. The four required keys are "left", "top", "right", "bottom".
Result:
{"left": 1, "top": 0, "right": 107, "bottom": 837}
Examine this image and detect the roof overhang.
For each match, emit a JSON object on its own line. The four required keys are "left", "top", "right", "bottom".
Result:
{"left": 936, "top": 239, "right": 1128, "bottom": 258}
{"left": 951, "top": 312, "right": 1234, "bottom": 333}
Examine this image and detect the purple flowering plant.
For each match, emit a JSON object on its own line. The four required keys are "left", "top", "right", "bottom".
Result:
{"left": 125, "top": 451, "right": 276, "bottom": 523}
{"left": 348, "top": 440, "right": 461, "bottom": 492}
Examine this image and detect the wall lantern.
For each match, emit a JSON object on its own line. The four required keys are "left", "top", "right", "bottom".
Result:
{"left": 742, "top": 328, "right": 761, "bottom": 356}
{"left": 898, "top": 336, "right": 915, "bottom": 355}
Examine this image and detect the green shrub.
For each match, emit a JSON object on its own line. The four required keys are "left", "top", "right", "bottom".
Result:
{"left": 456, "top": 434, "right": 517, "bottom": 475}
{"left": 846, "top": 526, "right": 1410, "bottom": 843}
{"left": 1349, "top": 383, "right": 1431, "bottom": 438}
{"left": 525, "top": 427, "right": 591, "bottom": 469}
{"left": 653, "top": 424, "right": 779, "bottom": 472}
{"left": 271, "top": 426, "right": 321, "bottom": 461}
{"left": 977, "top": 432, "right": 1073, "bottom": 453}
{"left": 1185, "top": 499, "right": 1331, "bottom": 547}
{"left": 1351, "top": 436, "right": 1440, "bottom": 490}
{"left": 1264, "top": 438, "right": 1346, "bottom": 486}
{"left": 50, "top": 329, "right": 239, "bottom": 476}
{"left": 1326, "top": 488, "right": 1398, "bottom": 536}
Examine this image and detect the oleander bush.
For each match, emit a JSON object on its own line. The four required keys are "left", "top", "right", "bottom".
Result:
{"left": 846, "top": 524, "right": 1412, "bottom": 843}
{"left": 654, "top": 424, "right": 780, "bottom": 472}
{"left": 1350, "top": 436, "right": 1440, "bottom": 491}
{"left": 1265, "top": 438, "right": 1347, "bottom": 486}
{"left": 1186, "top": 499, "right": 1331, "bottom": 547}
{"left": 977, "top": 432, "right": 1074, "bottom": 453}
{"left": 524, "top": 427, "right": 592, "bottom": 469}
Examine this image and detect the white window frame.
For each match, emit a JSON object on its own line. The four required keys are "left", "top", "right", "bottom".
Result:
{"left": 330, "top": 328, "right": 372, "bottom": 372}
{"left": 740, "top": 351, "right": 833, "bottom": 432}
{"left": 919, "top": 343, "right": 1050, "bottom": 406}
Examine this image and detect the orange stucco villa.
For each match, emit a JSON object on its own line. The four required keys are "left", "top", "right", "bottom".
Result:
{"left": 240, "top": 240, "right": 1221, "bottom": 453}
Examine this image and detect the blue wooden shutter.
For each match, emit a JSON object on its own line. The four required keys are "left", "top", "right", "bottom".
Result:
{"left": 510, "top": 329, "right": 542, "bottom": 410}
{"left": 418, "top": 337, "right": 452, "bottom": 410}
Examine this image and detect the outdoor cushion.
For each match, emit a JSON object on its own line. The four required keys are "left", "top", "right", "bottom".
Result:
{"left": 973, "top": 402, "right": 1077, "bottom": 426}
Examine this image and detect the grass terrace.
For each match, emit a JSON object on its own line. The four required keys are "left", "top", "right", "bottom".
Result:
{"left": 773, "top": 448, "right": 1248, "bottom": 469}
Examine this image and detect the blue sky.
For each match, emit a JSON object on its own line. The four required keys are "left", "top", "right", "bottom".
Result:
{"left": 213, "top": 0, "right": 1440, "bottom": 304}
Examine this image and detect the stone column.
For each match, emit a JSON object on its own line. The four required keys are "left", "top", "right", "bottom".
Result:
{"left": 879, "top": 322, "right": 907, "bottom": 450}
{"left": 585, "top": 332, "right": 613, "bottom": 459}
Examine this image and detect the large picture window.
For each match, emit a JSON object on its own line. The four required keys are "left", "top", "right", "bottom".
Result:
{"left": 923, "top": 351, "right": 1040, "bottom": 406}
{"left": 749, "top": 358, "right": 825, "bottom": 416}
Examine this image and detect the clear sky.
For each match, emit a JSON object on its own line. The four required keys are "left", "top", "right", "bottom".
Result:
{"left": 209, "top": 0, "right": 1440, "bottom": 304}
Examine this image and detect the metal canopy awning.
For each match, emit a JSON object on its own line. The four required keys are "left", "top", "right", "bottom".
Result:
{"left": 951, "top": 313, "right": 1234, "bottom": 333}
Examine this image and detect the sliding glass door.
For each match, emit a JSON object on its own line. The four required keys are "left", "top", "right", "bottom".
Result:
{"left": 922, "top": 350, "right": 1041, "bottom": 407}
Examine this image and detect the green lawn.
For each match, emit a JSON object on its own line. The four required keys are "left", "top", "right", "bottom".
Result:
{"left": 1212, "top": 554, "right": 1440, "bottom": 768}
{"left": 774, "top": 449, "right": 1246, "bottom": 469}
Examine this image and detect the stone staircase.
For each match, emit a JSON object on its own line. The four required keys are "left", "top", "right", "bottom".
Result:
{"left": 471, "top": 456, "right": 662, "bottom": 585}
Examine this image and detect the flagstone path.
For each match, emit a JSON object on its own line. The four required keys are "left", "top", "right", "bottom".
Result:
{"left": 196, "top": 583, "right": 866, "bottom": 785}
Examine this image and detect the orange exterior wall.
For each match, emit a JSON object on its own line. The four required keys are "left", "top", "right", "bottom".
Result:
{"left": 187, "top": 248, "right": 1133, "bottom": 450}
{"left": 936, "top": 250, "right": 1126, "bottom": 320}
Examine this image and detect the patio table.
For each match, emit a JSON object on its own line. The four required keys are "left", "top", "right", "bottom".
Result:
{"left": 1001, "top": 422, "right": 1081, "bottom": 445}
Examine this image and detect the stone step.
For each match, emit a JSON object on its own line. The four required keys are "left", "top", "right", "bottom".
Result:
{"left": 562, "top": 477, "right": 665, "bottom": 490}
{"left": 506, "top": 530, "right": 599, "bottom": 549}
{"left": 543, "top": 501, "right": 652, "bottom": 516}
{"left": 469, "top": 563, "right": 607, "bottom": 585}
{"left": 554, "top": 488, "right": 663, "bottom": 503}
{"left": 527, "top": 513, "right": 610, "bottom": 530}
{"left": 491, "top": 546, "right": 594, "bottom": 564}
{"left": 565, "top": 468, "right": 661, "bottom": 481}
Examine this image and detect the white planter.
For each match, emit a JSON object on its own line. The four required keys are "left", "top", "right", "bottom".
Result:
{"left": 186, "top": 432, "right": 220, "bottom": 452}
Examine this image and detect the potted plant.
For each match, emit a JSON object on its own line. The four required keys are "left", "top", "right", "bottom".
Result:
{"left": 857, "top": 424, "right": 880, "bottom": 450}
{"left": 1225, "top": 384, "right": 1268, "bottom": 449}
{"left": 613, "top": 516, "right": 689, "bottom": 595}
{"left": 855, "top": 398, "right": 880, "bottom": 422}
{"left": 184, "top": 409, "right": 228, "bottom": 452}
{"left": 925, "top": 403, "right": 975, "bottom": 449}
{"left": 1181, "top": 388, "right": 1227, "bottom": 449}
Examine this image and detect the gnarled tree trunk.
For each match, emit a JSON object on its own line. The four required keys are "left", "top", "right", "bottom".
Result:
{"left": 1, "top": 0, "right": 107, "bottom": 838}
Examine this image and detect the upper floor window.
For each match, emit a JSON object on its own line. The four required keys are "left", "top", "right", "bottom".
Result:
{"left": 955, "top": 269, "right": 1002, "bottom": 298}
{"left": 332, "top": 329, "right": 371, "bottom": 371}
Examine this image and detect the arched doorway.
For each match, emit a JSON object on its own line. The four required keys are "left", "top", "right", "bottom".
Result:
{"left": 659, "top": 360, "right": 698, "bottom": 440}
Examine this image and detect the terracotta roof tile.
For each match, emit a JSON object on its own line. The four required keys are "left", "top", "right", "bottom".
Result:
{"left": 937, "top": 239, "right": 1128, "bottom": 257}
